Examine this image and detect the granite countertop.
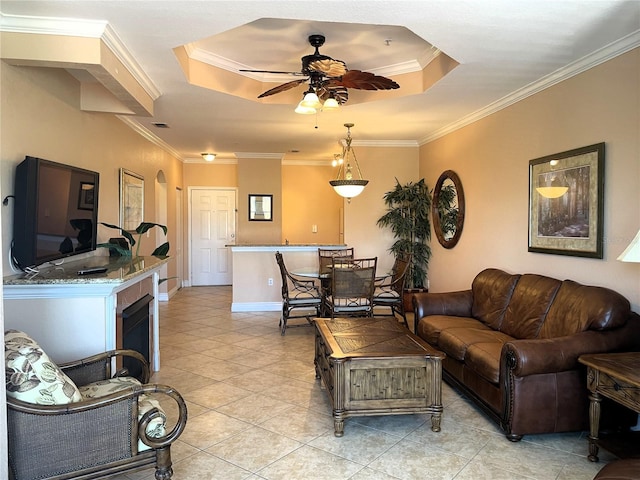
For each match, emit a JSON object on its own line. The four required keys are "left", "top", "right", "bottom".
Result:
{"left": 3, "top": 255, "right": 169, "bottom": 285}
{"left": 229, "top": 243, "right": 347, "bottom": 247}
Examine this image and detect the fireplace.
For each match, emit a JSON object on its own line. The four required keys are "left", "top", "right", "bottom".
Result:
{"left": 122, "top": 293, "right": 153, "bottom": 378}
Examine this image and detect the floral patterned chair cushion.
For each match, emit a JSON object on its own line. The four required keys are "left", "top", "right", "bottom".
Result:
{"left": 79, "top": 376, "right": 167, "bottom": 451}
{"left": 4, "top": 329, "right": 83, "bottom": 405}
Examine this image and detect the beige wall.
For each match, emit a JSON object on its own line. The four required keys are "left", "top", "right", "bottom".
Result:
{"left": 420, "top": 48, "right": 640, "bottom": 311}
{"left": 282, "top": 164, "right": 344, "bottom": 244}
{"left": 0, "top": 64, "right": 183, "bottom": 293}
{"left": 344, "top": 146, "right": 420, "bottom": 274}
{"left": 236, "top": 157, "right": 282, "bottom": 243}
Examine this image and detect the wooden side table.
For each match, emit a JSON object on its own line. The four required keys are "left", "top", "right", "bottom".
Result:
{"left": 578, "top": 352, "right": 640, "bottom": 462}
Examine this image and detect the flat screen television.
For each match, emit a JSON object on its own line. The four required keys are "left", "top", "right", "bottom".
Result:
{"left": 12, "top": 156, "right": 100, "bottom": 270}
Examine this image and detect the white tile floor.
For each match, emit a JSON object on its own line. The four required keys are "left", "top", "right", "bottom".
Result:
{"left": 120, "top": 286, "right": 615, "bottom": 480}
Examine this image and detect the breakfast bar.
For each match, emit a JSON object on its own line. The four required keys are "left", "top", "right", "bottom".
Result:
{"left": 229, "top": 244, "right": 348, "bottom": 312}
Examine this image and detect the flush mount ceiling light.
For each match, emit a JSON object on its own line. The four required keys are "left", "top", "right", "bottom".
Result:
{"left": 201, "top": 153, "right": 216, "bottom": 162}
{"left": 329, "top": 123, "right": 368, "bottom": 201}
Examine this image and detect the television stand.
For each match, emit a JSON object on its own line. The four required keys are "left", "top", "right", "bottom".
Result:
{"left": 3, "top": 255, "right": 168, "bottom": 371}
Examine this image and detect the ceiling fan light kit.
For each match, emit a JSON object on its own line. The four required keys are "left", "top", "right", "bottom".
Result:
{"left": 330, "top": 123, "right": 368, "bottom": 201}
{"left": 243, "top": 34, "right": 399, "bottom": 115}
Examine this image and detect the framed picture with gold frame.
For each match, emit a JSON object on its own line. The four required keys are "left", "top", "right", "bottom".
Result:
{"left": 528, "top": 143, "right": 604, "bottom": 258}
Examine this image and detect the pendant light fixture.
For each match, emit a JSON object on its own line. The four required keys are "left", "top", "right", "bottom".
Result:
{"left": 329, "top": 123, "right": 368, "bottom": 200}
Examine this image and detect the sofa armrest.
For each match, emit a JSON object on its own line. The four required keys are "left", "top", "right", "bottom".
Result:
{"left": 413, "top": 290, "right": 473, "bottom": 319}
{"left": 503, "top": 317, "right": 640, "bottom": 377}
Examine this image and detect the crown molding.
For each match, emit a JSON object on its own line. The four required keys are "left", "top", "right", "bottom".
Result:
{"left": 348, "top": 139, "right": 419, "bottom": 148}
{"left": 188, "top": 43, "right": 435, "bottom": 80}
{"left": 420, "top": 29, "right": 640, "bottom": 145}
{"left": 282, "top": 159, "right": 333, "bottom": 166}
{"left": 234, "top": 152, "right": 284, "bottom": 160}
{"left": 117, "top": 116, "right": 185, "bottom": 161}
{"left": 0, "top": 13, "right": 161, "bottom": 100}
{"left": 183, "top": 157, "right": 238, "bottom": 164}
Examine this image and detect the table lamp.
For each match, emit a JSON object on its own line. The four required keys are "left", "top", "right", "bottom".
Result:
{"left": 617, "top": 228, "right": 640, "bottom": 431}
{"left": 617, "top": 229, "right": 640, "bottom": 262}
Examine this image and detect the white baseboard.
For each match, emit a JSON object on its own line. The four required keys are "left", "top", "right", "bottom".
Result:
{"left": 231, "top": 301, "right": 281, "bottom": 312}
{"left": 158, "top": 284, "right": 180, "bottom": 302}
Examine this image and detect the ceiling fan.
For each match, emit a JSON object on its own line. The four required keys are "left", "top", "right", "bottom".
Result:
{"left": 240, "top": 34, "right": 400, "bottom": 110}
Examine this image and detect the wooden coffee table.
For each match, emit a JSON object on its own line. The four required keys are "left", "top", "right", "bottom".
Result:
{"left": 313, "top": 317, "right": 445, "bottom": 436}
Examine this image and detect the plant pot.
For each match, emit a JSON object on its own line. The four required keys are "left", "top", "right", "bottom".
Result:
{"left": 403, "top": 288, "right": 428, "bottom": 313}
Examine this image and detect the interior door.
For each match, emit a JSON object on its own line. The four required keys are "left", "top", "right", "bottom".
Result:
{"left": 190, "top": 188, "right": 236, "bottom": 285}
{"left": 175, "top": 187, "right": 184, "bottom": 288}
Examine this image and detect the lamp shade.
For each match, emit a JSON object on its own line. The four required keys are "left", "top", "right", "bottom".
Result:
{"left": 617, "top": 229, "right": 640, "bottom": 262}
{"left": 322, "top": 97, "right": 340, "bottom": 110}
{"left": 294, "top": 102, "right": 316, "bottom": 114}
{"left": 330, "top": 179, "right": 368, "bottom": 198}
{"left": 300, "top": 91, "right": 322, "bottom": 109}
{"left": 201, "top": 153, "right": 216, "bottom": 162}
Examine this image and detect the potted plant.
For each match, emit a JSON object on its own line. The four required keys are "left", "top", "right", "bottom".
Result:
{"left": 99, "top": 222, "right": 169, "bottom": 257}
{"left": 377, "top": 178, "right": 432, "bottom": 308}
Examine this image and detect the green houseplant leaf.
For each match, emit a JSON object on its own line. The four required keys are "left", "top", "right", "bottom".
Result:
{"left": 377, "top": 178, "right": 432, "bottom": 289}
{"left": 99, "top": 222, "right": 169, "bottom": 258}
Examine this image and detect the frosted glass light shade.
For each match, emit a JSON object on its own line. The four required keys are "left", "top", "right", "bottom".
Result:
{"left": 322, "top": 97, "right": 340, "bottom": 110}
{"left": 300, "top": 92, "right": 322, "bottom": 109}
{"left": 330, "top": 179, "right": 368, "bottom": 199}
{"left": 294, "top": 102, "right": 317, "bottom": 114}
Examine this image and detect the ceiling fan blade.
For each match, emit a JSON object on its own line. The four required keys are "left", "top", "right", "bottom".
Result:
{"left": 308, "top": 59, "right": 347, "bottom": 77}
{"left": 240, "top": 69, "right": 305, "bottom": 76}
{"left": 334, "top": 70, "right": 400, "bottom": 91}
{"left": 257, "top": 78, "right": 308, "bottom": 98}
{"left": 317, "top": 85, "right": 349, "bottom": 105}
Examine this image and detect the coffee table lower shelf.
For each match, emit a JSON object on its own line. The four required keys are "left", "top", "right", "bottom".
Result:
{"left": 313, "top": 317, "right": 444, "bottom": 437}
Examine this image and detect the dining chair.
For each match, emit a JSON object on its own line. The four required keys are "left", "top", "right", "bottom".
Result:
{"left": 275, "top": 251, "right": 323, "bottom": 335}
{"left": 318, "top": 247, "right": 354, "bottom": 276}
{"left": 323, "top": 257, "right": 377, "bottom": 319}
{"left": 373, "top": 252, "right": 412, "bottom": 327}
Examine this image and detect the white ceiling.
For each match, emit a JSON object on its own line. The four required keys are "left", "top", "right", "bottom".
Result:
{"left": 1, "top": 1, "right": 639, "bottom": 164}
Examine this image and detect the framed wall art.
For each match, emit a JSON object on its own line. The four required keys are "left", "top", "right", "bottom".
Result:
{"left": 528, "top": 143, "right": 605, "bottom": 258}
{"left": 120, "top": 169, "right": 144, "bottom": 231}
{"left": 248, "top": 194, "right": 272, "bottom": 221}
{"left": 78, "top": 182, "right": 95, "bottom": 210}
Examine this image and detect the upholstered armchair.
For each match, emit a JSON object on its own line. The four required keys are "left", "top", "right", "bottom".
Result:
{"left": 5, "top": 330, "right": 188, "bottom": 480}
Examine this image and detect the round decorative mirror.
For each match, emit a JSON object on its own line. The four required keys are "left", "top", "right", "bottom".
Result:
{"left": 432, "top": 170, "right": 465, "bottom": 249}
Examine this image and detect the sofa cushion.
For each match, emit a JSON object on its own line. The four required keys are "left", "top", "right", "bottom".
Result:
{"left": 539, "top": 280, "right": 631, "bottom": 338}
{"left": 471, "top": 269, "right": 520, "bottom": 330}
{"left": 417, "top": 315, "right": 490, "bottom": 345}
{"left": 466, "top": 342, "right": 504, "bottom": 384}
{"left": 4, "top": 330, "right": 83, "bottom": 405}
{"left": 438, "top": 327, "right": 512, "bottom": 362}
{"left": 500, "top": 274, "right": 562, "bottom": 339}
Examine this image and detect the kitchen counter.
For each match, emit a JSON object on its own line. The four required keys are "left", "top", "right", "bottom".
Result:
{"left": 230, "top": 244, "right": 349, "bottom": 312}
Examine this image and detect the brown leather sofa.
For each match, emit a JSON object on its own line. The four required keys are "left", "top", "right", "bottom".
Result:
{"left": 413, "top": 268, "right": 640, "bottom": 441}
